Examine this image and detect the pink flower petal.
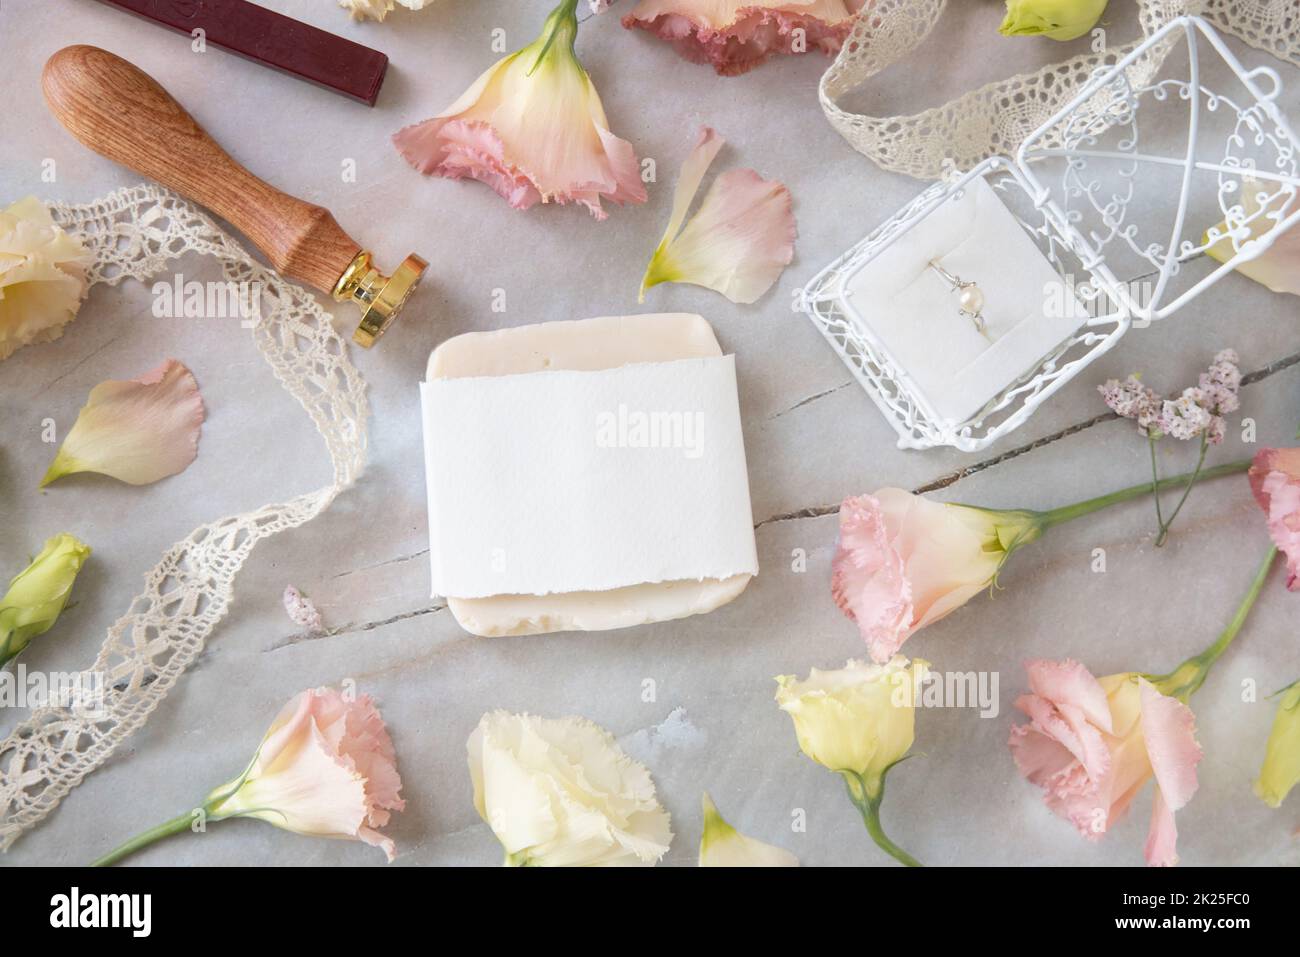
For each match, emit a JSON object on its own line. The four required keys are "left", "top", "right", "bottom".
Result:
{"left": 624, "top": 1, "right": 865, "bottom": 75}
{"left": 1025, "top": 658, "right": 1113, "bottom": 733}
{"left": 1143, "top": 787, "right": 1181, "bottom": 867}
{"left": 41, "top": 358, "right": 204, "bottom": 487}
{"left": 830, "top": 494, "right": 912, "bottom": 663}
{"left": 641, "top": 126, "right": 796, "bottom": 304}
{"left": 1249, "top": 447, "right": 1300, "bottom": 591}
{"left": 1138, "top": 679, "right": 1202, "bottom": 812}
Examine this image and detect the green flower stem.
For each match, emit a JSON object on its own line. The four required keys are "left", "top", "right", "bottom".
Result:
{"left": 841, "top": 771, "right": 922, "bottom": 867}
{"left": 1154, "top": 433, "right": 1210, "bottom": 548}
{"left": 530, "top": 0, "right": 581, "bottom": 73}
{"left": 91, "top": 810, "right": 199, "bottom": 867}
{"left": 1152, "top": 546, "right": 1279, "bottom": 702}
{"left": 1147, "top": 432, "right": 1167, "bottom": 535}
{"left": 1035, "top": 458, "right": 1252, "bottom": 531}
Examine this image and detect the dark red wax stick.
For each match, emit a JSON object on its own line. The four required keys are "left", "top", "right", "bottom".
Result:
{"left": 88, "top": 0, "right": 388, "bottom": 106}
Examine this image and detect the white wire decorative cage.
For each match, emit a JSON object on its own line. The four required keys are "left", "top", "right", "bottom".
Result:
{"left": 796, "top": 16, "right": 1300, "bottom": 452}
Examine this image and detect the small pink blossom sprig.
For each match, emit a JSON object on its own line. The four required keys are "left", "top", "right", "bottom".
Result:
{"left": 1099, "top": 350, "right": 1243, "bottom": 546}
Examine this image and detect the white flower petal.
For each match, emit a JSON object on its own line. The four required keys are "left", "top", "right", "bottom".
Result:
{"left": 699, "top": 793, "right": 798, "bottom": 867}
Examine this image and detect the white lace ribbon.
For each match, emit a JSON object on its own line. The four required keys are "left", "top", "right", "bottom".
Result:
{"left": 822, "top": 0, "right": 1299, "bottom": 180}
{"left": 0, "top": 185, "right": 368, "bottom": 850}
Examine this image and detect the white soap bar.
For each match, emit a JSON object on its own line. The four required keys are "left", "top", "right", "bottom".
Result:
{"left": 424, "top": 313, "right": 756, "bottom": 636}
{"left": 843, "top": 177, "right": 1087, "bottom": 423}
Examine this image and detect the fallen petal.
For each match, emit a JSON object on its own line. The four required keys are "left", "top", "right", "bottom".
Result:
{"left": 42, "top": 359, "right": 204, "bottom": 487}
{"left": 641, "top": 127, "right": 795, "bottom": 304}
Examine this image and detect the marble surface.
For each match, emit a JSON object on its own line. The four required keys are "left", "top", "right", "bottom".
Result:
{"left": 2, "top": 0, "right": 1298, "bottom": 867}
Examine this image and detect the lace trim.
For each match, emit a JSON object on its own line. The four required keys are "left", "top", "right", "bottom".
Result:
{"left": 821, "top": 0, "right": 1298, "bottom": 180}
{"left": 0, "top": 184, "right": 368, "bottom": 850}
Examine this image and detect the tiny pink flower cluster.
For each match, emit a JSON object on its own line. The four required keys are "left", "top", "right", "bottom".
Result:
{"left": 1098, "top": 350, "right": 1242, "bottom": 444}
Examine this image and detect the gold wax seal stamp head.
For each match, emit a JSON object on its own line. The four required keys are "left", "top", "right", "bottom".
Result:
{"left": 332, "top": 251, "right": 428, "bottom": 348}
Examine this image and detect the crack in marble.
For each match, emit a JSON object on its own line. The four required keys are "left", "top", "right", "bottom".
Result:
{"left": 263, "top": 603, "right": 447, "bottom": 651}
{"left": 34, "top": 333, "right": 122, "bottom": 397}
{"left": 755, "top": 345, "right": 1300, "bottom": 525}
{"left": 332, "top": 549, "right": 430, "bottom": 579}
{"left": 766, "top": 380, "right": 853, "bottom": 421}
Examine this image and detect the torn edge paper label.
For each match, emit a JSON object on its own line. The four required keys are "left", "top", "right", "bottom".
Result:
{"left": 421, "top": 356, "right": 759, "bottom": 598}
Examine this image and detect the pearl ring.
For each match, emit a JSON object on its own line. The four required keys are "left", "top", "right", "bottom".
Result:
{"left": 928, "top": 260, "right": 988, "bottom": 336}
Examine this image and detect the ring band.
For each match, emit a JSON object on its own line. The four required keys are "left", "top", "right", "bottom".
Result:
{"left": 928, "top": 260, "right": 988, "bottom": 335}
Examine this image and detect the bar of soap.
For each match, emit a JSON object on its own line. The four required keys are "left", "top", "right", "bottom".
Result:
{"left": 426, "top": 313, "right": 753, "bottom": 636}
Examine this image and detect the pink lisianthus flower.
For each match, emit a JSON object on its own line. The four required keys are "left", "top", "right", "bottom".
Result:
{"left": 831, "top": 490, "right": 1044, "bottom": 663}
{"left": 393, "top": 0, "right": 646, "bottom": 220}
{"left": 623, "top": 0, "right": 865, "bottom": 75}
{"left": 1249, "top": 447, "right": 1300, "bottom": 591}
{"left": 93, "top": 687, "right": 405, "bottom": 865}
{"left": 1009, "top": 659, "right": 1202, "bottom": 867}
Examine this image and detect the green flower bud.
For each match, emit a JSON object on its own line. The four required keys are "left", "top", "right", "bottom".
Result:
{"left": 999, "top": 0, "right": 1109, "bottom": 42}
{"left": 0, "top": 533, "right": 91, "bottom": 665}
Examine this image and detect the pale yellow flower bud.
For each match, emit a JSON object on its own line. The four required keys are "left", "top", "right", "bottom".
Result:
{"left": 775, "top": 657, "right": 928, "bottom": 789}
{"left": 1255, "top": 681, "right": 1300, "bottom": 808}
{"left": 0, "top": 533, "right": 91, "bottom": 666}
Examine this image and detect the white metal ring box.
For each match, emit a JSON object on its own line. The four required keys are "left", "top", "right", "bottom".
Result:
{"left": 798, "top": 16, "right": 1300, "bottom": 452}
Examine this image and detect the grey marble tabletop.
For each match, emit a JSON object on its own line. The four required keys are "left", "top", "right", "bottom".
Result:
{"left": 2, "top": 0, "right": 1298, "bottom": 867}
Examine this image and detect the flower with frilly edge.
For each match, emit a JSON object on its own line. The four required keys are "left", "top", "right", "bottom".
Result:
{"left": 776, "top": 656, "right": 927, "bottom": 866}
{"left": 1249, "top": 447, "right": 1300, "bottom": 591}
{"left": 393, "top": 0, "right": 646, "bottom": 220}
{"left": 1010, "top": 547, "right": 1278, "bottom": 865}
{"left": 468, "top": 710, "right": 673, "bottom": 866}
{"left": 93, "top": 686, "right": 405, "bottom": 864}
{"left": 0, "top": 196, "right": 91, "bottom": 361}
{"left": 623, "top": 1, "right": 866, "bottom": 76}
{"left": 340, "top": 0, "right": 435, "bottom": 21}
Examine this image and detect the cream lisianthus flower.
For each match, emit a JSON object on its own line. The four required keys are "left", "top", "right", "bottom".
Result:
{"left": 340, "top": 0, "right": 434, "bottom": 21}
{"left": 0, "top": 533, "right": 91, "bottom": 667}
{"left": 468, "top": 711, "right": 673, "bottom": 867}
{"left": 93, "top": 687, "right": 405, "bottom": 865}
{"left": 776, "top": 657, "right": 927, "bottom": 866}
{"left": 698, "top": 793, "right": 798, "bottom": 867}
{"left": 340, "top": 0, "right": 394, "bottom": 20}
{"left": 999, "top": 0, "right": 1109, "bottom": 42}
{"left": 0, "top": 196, "right": 91, "bottom": 361}
{"left": 1255, "top": 680, "right": 1300, "bottom": 808}
{"left": 393, "top": 0, "right": 646, "bottom": 220}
